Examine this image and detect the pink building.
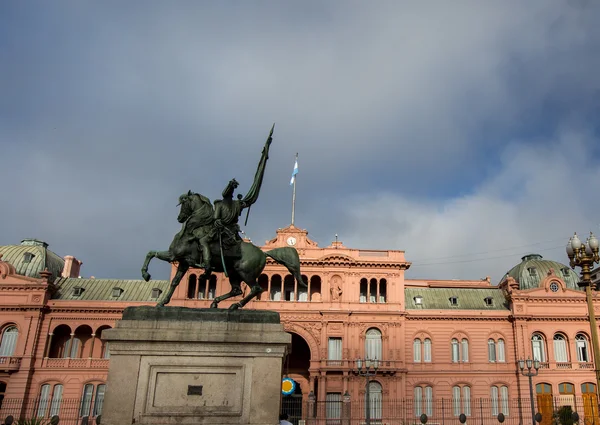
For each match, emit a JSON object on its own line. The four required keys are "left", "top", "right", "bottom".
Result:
{"left": 0, "top": 227, "right": 598, "bottom": 425}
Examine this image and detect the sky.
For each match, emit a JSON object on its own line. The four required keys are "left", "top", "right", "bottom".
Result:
{"left": 1, "top": 1, "right": 599, "bottom": 283}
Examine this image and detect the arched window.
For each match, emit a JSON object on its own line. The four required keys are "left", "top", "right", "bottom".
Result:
{"left": 80, "top": 383, "right": 106, "bottom": 417}
{"left": 576, "top": 334, "right": 590, "bottom": 362}
{"left": 451, "top": 339, "right": 459, "bottom": 363}
{"left": 207, "top": 275, "right": 217, "bottom": 300}
{"left": 359, "top": 278, "right": 368, "bottom": 303}
{"left": 367, "top": 381, "right": 382, "bottom": 420}
{"left": 37, "top": 384, "right": 51, "bottom": 417}
{"left": 553, "top": 334, "right": 568, "bottom": 363}
{"left": 497, "top": 339, "right": 506, "bottom": 362}
{"left": 365, "top": 329, "right": 382, "bottom": 360}
{"left": 488, "top": 339, "right": 497, "bottom": 362}
{"left": 37, "top": 384, "right": 63, "bottom": 418}
{"left": 379, "top": 279, "right": 387, "bottom": 303}
{"left": 187, "top": 274, "right": 197, "bottom": 299}
{"left": 270, "top": 275, "right": 282, "bottom": 301}
{"left": 0, "top": 326, "right": 18, "bottom": 356}
{"left": 413, "top": 339, "right": 421, "bottom": 363}
{"left": 424, "top": 338, "right": 432, "bottom": 363}
{"left": 461, "top": 339, "right": 469, "bottom": 363}
{"left": 532, "top": 334, "right": 546, "bottom": 362}
{"left": 491, "top": 386, "right": 509, "bottom": 416}
{"left": 93, "top": 384, "right": 106, "bottom": 416}
{"left": 369, "top": 278, "right": 377, "bottom": 303}
{"left": 414, "top": 386, "right": 423, "bottom": 417}
{"left": 414, "top": 385, "right": 433, "bottom": 416}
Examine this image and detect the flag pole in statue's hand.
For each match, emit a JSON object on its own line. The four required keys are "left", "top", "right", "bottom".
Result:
{"left": 244, "top": 123, "right": 275, "bottom": 226}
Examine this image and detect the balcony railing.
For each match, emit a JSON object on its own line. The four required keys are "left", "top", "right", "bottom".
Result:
{"left": 41, "top": 358, "right": 110, "bottom": 369}
{"left": 320, "top": 359, "right": 403, "bottom": 373}
{"left": 0, "top": 356, "right": 22, "bottom": 372}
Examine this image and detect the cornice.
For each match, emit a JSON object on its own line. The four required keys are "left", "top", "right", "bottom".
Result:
{"left": 405, "top": 314, "right": 510, "bottom": 321}
{"left": 265, "top": 257, "right": 409, "bottom": 269}
{"left": 47, "top": 306, "right": 125, "bottom": 315}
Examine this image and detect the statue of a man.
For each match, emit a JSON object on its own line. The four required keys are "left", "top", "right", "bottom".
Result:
{"left": 201, "top": 179, "right": 249, "bottom": 274}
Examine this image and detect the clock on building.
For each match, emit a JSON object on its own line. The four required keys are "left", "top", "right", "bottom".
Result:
{"left": 287, "top": 237, "right": 297, "bottom": 246}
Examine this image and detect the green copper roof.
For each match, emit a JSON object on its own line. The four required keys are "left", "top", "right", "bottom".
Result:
{"left": 405, "top": 287, "right": 508, "bottom": 310}
{"left": 0, "top": 239, "right": 64, "bottom": 281}
{"left": 52, "top": 277, "right": 171, "bottom": 301}
{"left": 506, "top": 254, "right": 581, "bottom": 291}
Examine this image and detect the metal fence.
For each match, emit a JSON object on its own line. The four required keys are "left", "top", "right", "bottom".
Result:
{"left": 298, "top": 397, "right": 600, "bottom": 425}
{"left": 0, "top": 398, "right": 101, "bottom": 425}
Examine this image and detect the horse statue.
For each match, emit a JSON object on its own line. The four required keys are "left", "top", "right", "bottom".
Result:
{"left": 141, "top": 191, "right": 305, "bottom": 308}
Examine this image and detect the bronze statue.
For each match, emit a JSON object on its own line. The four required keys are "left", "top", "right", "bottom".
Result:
{"left": 141, "top": 125, "right": 306, "bottom": 308}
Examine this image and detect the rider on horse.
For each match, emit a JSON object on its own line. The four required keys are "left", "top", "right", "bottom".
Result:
{"left": 195, "top": 178, "right": 248, "bottom": 276}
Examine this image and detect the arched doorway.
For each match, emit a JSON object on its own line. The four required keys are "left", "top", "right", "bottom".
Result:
{"left": 536, "top": 383, "right": 554, "bottom": 425}
{"left": 281, "top": 333, "right": 311, "bottom": 425}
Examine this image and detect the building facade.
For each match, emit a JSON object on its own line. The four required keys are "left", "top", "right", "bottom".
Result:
{"left": 1, "top": 227, "right": 599, "bottom": 424}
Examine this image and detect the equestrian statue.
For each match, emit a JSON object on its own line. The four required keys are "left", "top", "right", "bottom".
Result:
{"left": 141, "top": 125, "right": 306, "bottom": 308}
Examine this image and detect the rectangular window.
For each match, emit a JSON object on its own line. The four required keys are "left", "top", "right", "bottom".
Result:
{"left": 328, "top": 338, "right": 342, "bottom": 361}
{"left": 69, "top": 338, "right": 81, "bottom": 358}
{"left": 326, "top": 393, "right": 342, "bottom": 420}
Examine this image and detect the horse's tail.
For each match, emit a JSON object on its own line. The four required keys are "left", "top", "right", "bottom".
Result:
{"left": 265, "top": 247, "right": 306, "bottom": 288}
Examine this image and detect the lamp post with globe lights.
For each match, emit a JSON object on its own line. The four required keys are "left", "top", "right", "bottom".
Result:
{"left": 356, "top": 358, "right": 379, "bottom": 425}
{"left": 567, "top": 232, "right": 600, "bottom": 397}
{"left": 519, "top": 358, "right": 540, "bottom": 425}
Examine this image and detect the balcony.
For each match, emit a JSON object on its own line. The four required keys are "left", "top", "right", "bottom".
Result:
{"left": 41, "top": 358, "right": 110, "bottom": 369}
{"left": 0, "top": 356, "right": 22, "bottom": 372}
{"left": 320, "top": 359, "right": 403, "bottom": 375}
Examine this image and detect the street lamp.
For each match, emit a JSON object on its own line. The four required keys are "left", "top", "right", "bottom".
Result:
{"left": 567, "top": 232, "right": 600, "bottom": 398}
{"left": 519, "top": 358, "right": 541, "bottom": 425}
{"left": 356, "top": 358, "right": 379, "bottom": 425}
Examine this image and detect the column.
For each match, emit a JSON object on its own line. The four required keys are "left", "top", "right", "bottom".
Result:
{"left": 44, "top": 333, "right": 54, "bottom": 358}
{"left": 318, "top": 372, "right": 327, "bottom": 402}
{"left": 88, "top": 333, "right": 96, "bottom": 358}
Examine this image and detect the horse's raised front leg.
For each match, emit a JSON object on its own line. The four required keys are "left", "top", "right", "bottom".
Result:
{"left": 229, "top": 282, "right": 263, "bottom": 310}
{"left": 141, "top": 250, "right": 173, "bottom": 282}
{"left": 157, "top": 262, "right": 188, "bottom": 307}
{"left": 210, "top": 278, "right": 242, "bottom": 309}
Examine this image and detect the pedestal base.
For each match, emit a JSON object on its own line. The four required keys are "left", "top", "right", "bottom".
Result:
{"left": 101, "top": 307, "right": 290, "bottom": 425}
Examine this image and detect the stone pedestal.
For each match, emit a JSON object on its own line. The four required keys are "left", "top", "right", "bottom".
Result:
{"left": 101, "top": 306, "right": 290, "bottom": 425}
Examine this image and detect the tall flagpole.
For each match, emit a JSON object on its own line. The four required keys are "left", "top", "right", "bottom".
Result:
{"left": 291, "top": 153, "right": 298, "bottom": 226}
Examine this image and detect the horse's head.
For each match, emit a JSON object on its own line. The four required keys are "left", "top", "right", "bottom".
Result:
{"left": 177, "top": 190, "right": 194, "bottom": 223}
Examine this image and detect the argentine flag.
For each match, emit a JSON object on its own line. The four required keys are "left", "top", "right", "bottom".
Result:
{"left": 290, "top": 158, "right": 299, "bottom": 185}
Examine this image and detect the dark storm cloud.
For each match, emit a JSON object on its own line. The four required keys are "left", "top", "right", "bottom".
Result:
{"left": 1, "top": 1, "right": 599, "bottom": 281}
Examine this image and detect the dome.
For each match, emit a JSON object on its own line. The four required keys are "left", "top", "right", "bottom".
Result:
{"left": 505, "top": 253, "right": 581, "bottom": 291}
{"left": 0, "top": 239, "right": 65, "bottom": 281}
